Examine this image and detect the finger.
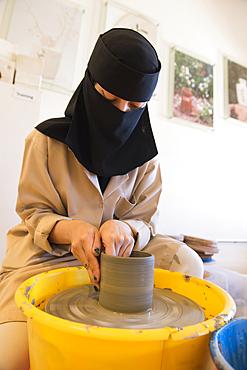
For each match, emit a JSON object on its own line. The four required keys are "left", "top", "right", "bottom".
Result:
{"left": 118, "top": 237, "right": 135, "bottom": 257}
{"left": 122, "top": 240, "right": 134, "bottom": 257}
{"left": 85, "top": 254, "right": 100, "bottom": 289}
{"left": 91, "top": 234, "right": 102, "bottom": 284}
{"left": 85, "top": 262, "right": 100, "bottom": 292}
{"left": 115, "top": 232, "right": 134, "bottom": 256}
{"left": 92, "top": 235, "right": 102, "bottom": 257}
{"left": 72, "top": 242, "right": 100, "bottom": 289}
{"left": 102, "top": 237, "right": 117, "bottom": 256}
{"left": 84, "top": 231, "right": 101, "bottom": 285}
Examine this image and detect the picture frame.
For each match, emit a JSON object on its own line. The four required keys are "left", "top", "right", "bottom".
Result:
{"left": 224, "top": 55, "right": 247, "bottom": 127}
{"left": 168, "top": 46, "right": 215, "bottom": 131}
{"left": 101, "top": 1, "right": 160, "bottom": 50}
{"left": 0, "top": 0, "right": 91, "bottom": 94}
{"left": 101, "top": 1, "right": 161, "bottom": 100}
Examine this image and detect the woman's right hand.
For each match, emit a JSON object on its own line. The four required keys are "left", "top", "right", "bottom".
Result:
{"left": 49, "top": 220, "right": 102, "bottom": 290}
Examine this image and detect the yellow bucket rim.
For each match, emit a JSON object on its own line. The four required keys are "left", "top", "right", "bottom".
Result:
{"left": 15, "top": 267, "right": 236, "bottom": 342}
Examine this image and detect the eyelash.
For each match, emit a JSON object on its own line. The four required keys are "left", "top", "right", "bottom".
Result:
{"left": 101, "top": 90, "right": 142, "bottom": 110}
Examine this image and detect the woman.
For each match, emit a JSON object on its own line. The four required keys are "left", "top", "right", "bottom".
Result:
{"left": 0, "top": 28, "right": 203, "bottom": 370}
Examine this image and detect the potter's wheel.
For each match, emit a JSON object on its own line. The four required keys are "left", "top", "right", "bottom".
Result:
{"left": 46, "top": 285, "right": 205, "bottom": 329}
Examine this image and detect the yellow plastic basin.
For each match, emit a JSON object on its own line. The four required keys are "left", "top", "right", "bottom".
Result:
{"left": 15, "top": 267, "right": 236, "bottom": 370}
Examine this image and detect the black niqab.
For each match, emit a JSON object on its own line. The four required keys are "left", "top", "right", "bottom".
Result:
{"left": 36, "top": 28, "right": 161, "bottom": 178}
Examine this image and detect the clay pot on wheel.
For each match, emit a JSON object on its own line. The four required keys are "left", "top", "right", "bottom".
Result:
{"left": 99, "top": 251, "right": 155, "bottom": 313}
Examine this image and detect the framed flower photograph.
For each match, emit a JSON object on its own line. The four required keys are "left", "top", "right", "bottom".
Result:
{"left": 1, "top": 0, "right": 90, "bottom": 94}
{"left": 168, "top": 47, "right": 214, "bottom": 130}
{"left": 225, "top": 56, "right": 247, "bottom": 126}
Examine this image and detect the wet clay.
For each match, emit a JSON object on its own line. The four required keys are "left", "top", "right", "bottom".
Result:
{"left": 99, "top": 251, "right": 155, "bottom": 313}
{"left": 45, "top": 285, "right": 205, "bottom": 329}
{"left": 45, "top": 251, "right": 205, "bottom": 329}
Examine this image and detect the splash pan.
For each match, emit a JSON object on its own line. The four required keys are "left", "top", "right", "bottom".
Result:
{"left": 15, "top": 267, "right": 236, "bottom": 370}
{"left": 45, "top": 285, "right": 205, "bottom": 329}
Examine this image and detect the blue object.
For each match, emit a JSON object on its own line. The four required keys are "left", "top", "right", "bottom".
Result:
{"left": 210, "top": 317, "right": 247, "bottom": 370}
{"left": 202, "top": 257, "right": 214, "bottom": 263}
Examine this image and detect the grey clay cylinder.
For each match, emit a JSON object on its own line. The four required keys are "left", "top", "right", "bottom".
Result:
{"left": 99, "top": 250, "right": 155, "bottom": 313}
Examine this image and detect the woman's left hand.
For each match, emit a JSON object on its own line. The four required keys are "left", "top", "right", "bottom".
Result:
{"left": 99, "top": 220, "right": 135, "bottom": 257}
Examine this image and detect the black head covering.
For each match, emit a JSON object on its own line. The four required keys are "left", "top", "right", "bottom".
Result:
{"left": 36, "top": 28, "right": 161, "bottom": 177}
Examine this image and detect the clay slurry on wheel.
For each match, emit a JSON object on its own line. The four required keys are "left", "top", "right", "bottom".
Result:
{"left": 45, "top": 285, "right": 205, "bottom": 329}
{"left": 46, "top": 251, "right": 205, "bottom": 329}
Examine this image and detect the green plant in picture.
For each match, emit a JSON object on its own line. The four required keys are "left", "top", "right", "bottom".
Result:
{"left": 174, "top": 50, "right": 213, "bottom": 98}
{"left": 174, "top": 50, "right": 214, "bottom": 125}
{"left": 198, "top": 105, "right": 213, "bottom": 125}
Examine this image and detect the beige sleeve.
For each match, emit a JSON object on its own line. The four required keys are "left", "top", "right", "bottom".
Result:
{"left": 15, "top": 130, "right": 71, "bottom": 256}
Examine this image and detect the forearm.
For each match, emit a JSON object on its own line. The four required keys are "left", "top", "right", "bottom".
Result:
{"left": 49, "top": 219, "right": 83, "bottom": 245}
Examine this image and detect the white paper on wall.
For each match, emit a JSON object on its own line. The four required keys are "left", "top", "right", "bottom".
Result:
{"left": 0, "top": 57, "right": 15, "bottom": 83}
{"left": 15, "top": 54, "right": 44, "bottom": 89}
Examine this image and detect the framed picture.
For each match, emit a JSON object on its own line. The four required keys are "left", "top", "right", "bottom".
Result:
{"left": 102, "top": 1, "right": 160, "bottom": 50}
{"left": 101, "top": 1, "right": 160, "bottom": 100}
{"left": 1, "top": 0, "right": 90, "bottom": 94}
{"left": 224, "top": 56, "right": 247, "bottom": 126}
{"left": 168, "top": 46, "right": 214, "bottom": 131}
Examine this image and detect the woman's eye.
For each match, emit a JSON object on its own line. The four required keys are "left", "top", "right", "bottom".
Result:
{"left": 130, "top": 103, "right": 146, "bottom": 110}
{"left": 100, "top": 87, "right": 146, "bottom": 111}
{"left": 105, "top": 97, "right": 118, "bottom": 103}
{"left": 129, "top": 104, "right": 141, "bottom": 110}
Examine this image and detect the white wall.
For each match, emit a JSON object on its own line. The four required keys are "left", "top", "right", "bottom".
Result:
{"left": 39, "top": 0, "right": 247, "bottom": 240}
{"left": 1, "top": 0, "right": 247, "bottom": 266}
